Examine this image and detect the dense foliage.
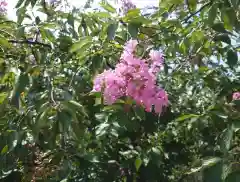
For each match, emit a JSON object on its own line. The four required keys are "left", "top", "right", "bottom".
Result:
{"left": 0, "top": 0, "right": 239, "bottom": 181}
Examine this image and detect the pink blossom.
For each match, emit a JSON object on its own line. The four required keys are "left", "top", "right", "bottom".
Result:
{"left": 149, "top": 50, "right": 164, "bottom": 74}
{"left": 149, "top": 50, "right": 164, "bottom": 63}
{"left": 233, "top": 92, "right": 240, "bottom": 100}
{"left": 92, "top": 39, "right": 168, "bottom": 114}
{"left": 0, "top": 0, "right": 7, "bottom": 15}
{"left": 124, "top": 39, "right": 138, "bottom": 53}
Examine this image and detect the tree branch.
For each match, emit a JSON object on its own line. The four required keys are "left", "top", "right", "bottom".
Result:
{"left": 8, "top": 39, "right": 51, "bottom": 49}
{"left": 183, "top": 2, "right": 212, "bottom": 23}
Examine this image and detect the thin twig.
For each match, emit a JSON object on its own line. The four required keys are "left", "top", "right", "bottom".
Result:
{"left": 8, "top": 39, "right": 51, "bottom": 49}
{"left": 183, "top": 2, "right": 212, "bottom": 23}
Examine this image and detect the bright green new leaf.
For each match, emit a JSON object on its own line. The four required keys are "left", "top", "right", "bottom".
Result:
{"left": 135, "top": 158, "right": 142, "bottom": 172}
{"left": 175, "top": 114, "right": 200, "bottom": 122}
{"left": 1, "top": 145, "right": 8, "bottom": 155}
{"left": 0, "top": 37, "right": 10, "bottom": 48}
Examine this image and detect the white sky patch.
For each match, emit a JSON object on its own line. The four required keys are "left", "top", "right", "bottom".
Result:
{"left": 6, "top": 0, "right": 158, "bottom": 20}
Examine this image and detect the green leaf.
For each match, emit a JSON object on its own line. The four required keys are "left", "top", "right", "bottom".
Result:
{"left": 214, "top": 34, "right": 231, "bottom": 45}
{"left": 1, "top": 145, "right": 8, "bottom": 155}
{"left": 203, "top": 158, "right": 223, "bottom": 182}
{"left": 58, "top": 111, "right": 72, "bottom": 133}
{"left": 107, "top": 23, "right": 118, "bottom": 40}
{"left": 211, "top": 23, "right": 227, "bottom": 33}
{"left": 188, "top": 157, "right": 222, "bottom": 174}
{"left": 233, "top": 121, "right": 240, "bottom": 132}
{"left": 96, "top": 122, "right": 110, "bottom": 137}
{"left": 30, "top": 0, "right": 37, "bottom": 7}
{"left": 99, "top": 1, "right": 116, "bottom": 13}
{"left": 225, "top": 171, "right": 240, "bottom": 182}
{"left": 135, "top": 158, "right": 142, "bottom": 172}
{"left": 125, "top": 9, "right": 141, "bottom": 19}
{"left": 15, "top": 0, "right": 25, "bottom": 8}
{"left": 227, "top": 49, "right": 238, "bottom": 68}
{"left": 0, "top": 37, "right": 11, "bottom": 48}
{"left": 175, "top": 114, "right": 200, "bottom": 122}
{"left": 35, "top": 16, "right": 41, "bottom": 25}
{"left": 36, "top": 109, "right": 50, "bottom": 128}
{"left": 16, "top": 26, "right": 25, "bottom": 38}
{"left": 94, "top": 12, "right": 111, "bottom": 18}
{"left": 65, "top": 100, "right": 88, "bottom": 116}
{"left": 220, "top": 124, "right": 234, "bottom": 153}
{"left": 40, "top": 28, "right": 55, "bottom": 42}
{"left": 134, "top": 106, "right": 145, "bottom": 121}
{"left": 10, "top": 73, "right": 29, "bottom": 108}
{"left": 70, "top": 36, "right": 92, "bottom": 53}
{"left": 128, "top": 23, "right": 139, "bottom": 39}
{"left": 0, "top": 92, "right": 8, "bottom": 104}
{"left": 16, "top": 7, "right": 27, "bottom": 25}
{"left": 224, "top": 8, "right": 238, "bottom": 30}
{"left": 230, "top": 0, "right": 240, "bottom": 7}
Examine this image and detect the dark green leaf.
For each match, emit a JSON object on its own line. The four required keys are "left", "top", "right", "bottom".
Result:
{"left": 15, "top": 0, "right": 25, "bottom": 8}
{"left": 10, "top": 73, "right": 29, "bottom": 108}
{"left": 35, "top": 16, "right": 41, "bottom": 25}
{"left": 64, "top": 100, "right": 88, "bottom": 116}
{"left": 107, "top": 23, "right": 118, "bottom": 40}
{"left": 225, "top": 171, "right": 240, "bottom": 182}
{"left": 203, "top": 158, "right": 223, "bottom": 182}
{"left": 211, "top": 23, "right": 227, "bottom": 33}
{"left": 227, "top": 49, "right": 238, "bottom": 68}
{"left": 128, "top": 23, "right": 139, "bottom": 39}
{"left": 30, "top": 0, "right": 37, "bottom": 7}
{"left": 214, "top": 34, "right": 231, "bottom": 44}
{"left": 220, "top": 124, "right": 234, "bottom": 153}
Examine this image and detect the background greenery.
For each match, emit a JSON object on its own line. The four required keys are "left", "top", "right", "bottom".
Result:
{"left": 0, "top": 0, "right": 239, "bottom": 181}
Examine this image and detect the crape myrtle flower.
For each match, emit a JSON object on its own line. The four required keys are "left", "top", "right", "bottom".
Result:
{"left": 92, "top": 40, "right": 168, "bottom": 114}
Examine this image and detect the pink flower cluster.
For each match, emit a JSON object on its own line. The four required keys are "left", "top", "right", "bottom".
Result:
{"left": 92, "top": 40, "right": 168, "bottom": 114}
{"left": 233, "top": 92, "right": 240, "bottom": 100}
{"left": 0, "top": 0, "right": 7, "bottom": 15}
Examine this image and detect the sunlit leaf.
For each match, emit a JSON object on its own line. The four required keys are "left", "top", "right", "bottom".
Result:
{"left": 175, "top": 114, "right": 200, "bottom": 122}
{"left": 1, "top": 145, "right": 8, "bottom": 155}
{"left": 135, "top": 158, "right": 142, "bottom": 172}
{"left": 70, "top": 36, "right": 92, "bottom": 53}
{"left": 99, "top": 1, "right": 116, "bottom": 13}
